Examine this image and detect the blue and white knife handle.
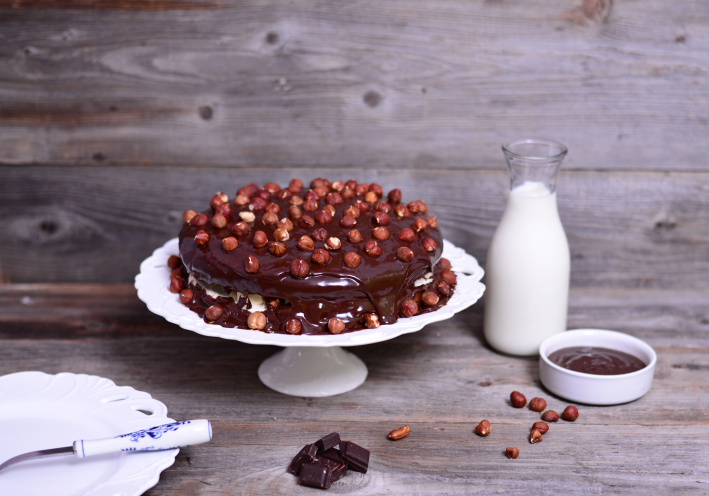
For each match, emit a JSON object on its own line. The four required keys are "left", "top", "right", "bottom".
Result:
{"left": 74, "top": 419, "right": 212, "bottom": 458}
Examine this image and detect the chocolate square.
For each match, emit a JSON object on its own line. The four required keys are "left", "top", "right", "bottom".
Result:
{"left": 314, "top": 432, "right": 340, "bottom": 454}
{"left": 340, "top": 441, "right": 370, "bottom": 473}
{"left": 298, "top": 463, "right": 332, "bottom": 489}
{"left": 288, "top": 444, "right": 318, "bottom": 476}
{"left": 313, "top": 450, "right": 347, "bottom": 482}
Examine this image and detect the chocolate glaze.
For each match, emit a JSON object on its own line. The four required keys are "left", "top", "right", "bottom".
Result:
{"left": 177, "top": 181, "right": 452, "bottom": 334}
{"left": 549, "top": 346, "right": 646, "bottom": 375}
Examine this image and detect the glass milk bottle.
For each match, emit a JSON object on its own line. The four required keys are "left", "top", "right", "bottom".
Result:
{"left": 483, "top": 139, "right": 570, "bottom": 356}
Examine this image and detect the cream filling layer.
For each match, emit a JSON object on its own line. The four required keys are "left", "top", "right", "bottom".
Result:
{"left": 187, "top": 273, "right": 265, "bottom": 313}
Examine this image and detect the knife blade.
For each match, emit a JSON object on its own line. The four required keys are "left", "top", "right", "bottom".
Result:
{"left": 0, "top": 419, "right": 211, "bottom": 473}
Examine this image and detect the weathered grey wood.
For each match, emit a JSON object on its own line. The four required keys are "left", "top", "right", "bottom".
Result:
{"left": 0, "top": 284, "right": 707, "bottom": 494}
{"left": 0, "top": 0, "right": 707, "bottom": 170}
{"left": 1, "top": 166, "right": 708, "bottom": 290}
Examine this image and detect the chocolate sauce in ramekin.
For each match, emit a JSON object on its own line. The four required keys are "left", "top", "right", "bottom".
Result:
{"left": 548, "top": 346, "right": 646, "bottom": 375}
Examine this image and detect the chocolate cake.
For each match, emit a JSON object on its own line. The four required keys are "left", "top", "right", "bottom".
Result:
{"left": 168, "top": 178, "right": 457, "bottom": 335}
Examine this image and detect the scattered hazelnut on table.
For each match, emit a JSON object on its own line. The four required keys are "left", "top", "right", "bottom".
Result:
{"left": 247, "top": 311, "right": 267, "bottom": 330}
{"left": 529, "top": 429, "right": 543, "bottom": 444}
{"left": 529, "top": 397, "right": 547, "bottom": 412}
{"left": 475, "top": 420, "right": 491, "bottom": 437}
{"left": 561, "top": 406, "right": 579, "bottom": 421}
{"left": 532, "top": 421, "right": 549, "bottom": 434}
{"left": 178, "top": 289, "right": 193, "bottom": 304}
{"left": 389, "top": 425, "right": 410, "bottom": 440}
{"left": 510, "top": 391, "right": 527, "bottom": 408}
{"left": 205, "top": 305, "right": 223, "bottom": 322}
{"left": 328, "top": 318, "right": 345, "bottom": 334}
{"left": 505, "top": 447, "right": 520, "bottom": 459}
{"left": 542, "top": 410, "right": 560, "bottom": 422}
{"left": 222, "top": 237, "right": 238, "bottom": 252}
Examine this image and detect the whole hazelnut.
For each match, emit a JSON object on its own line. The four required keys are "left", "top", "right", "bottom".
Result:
{"left": 250, "top": 197, "right": 267, "bottom": 210}
{"left": 314, "top": 186, "right": 329, "bottom": 199}
{"left": 215, "top": 205, "right": 230, "bottom": 219}
{"left": 262, "top": 211, "right": 278, "bottom": 225}
{"left": 205, "top": 305, "right": 224, "bottom": 322}
{"left": 331, "top": 181, "right": 345, "bottom": 192}
{"left": 234, "top": 194, "right": 250, "bottom": 207}
{"left": 375, "top": 201, "right": 391, "bottom": 213}
{"left": 232, "top": 221, "right": 250, "bottom": 236}
{"left": 325, "top": 192, "right": 343, "bottom": 205}
{"left": 298, "top": 235, "right": 315, "bottom": 251}
{"left": 268, "top": 242, "right": 287, "bottom": 257}
{"left": 192, "top": 213, "right": 208, "bottom": 226}
{"left": 506, "top": 447, "right": 520, "bottom": 460}
{"left": 364, "top": 313, "right": 380, "bottom": 328}
{"left": 252, "top": 231, "right": 268, "bottom": 248}
{"left": 475, "top": 420, "right": 491, "bottom": 437}
{"left": 277, "top": 189, "right": 292, "bottom": 201}
{"left": 421, "top": 291, "right": 439, "bottom": 306}
{"left": 299, "top": 215, "right": 315, "bottom": 228}
{"left": 311, "top": 178, "right": 330, "bottom": 189}
{"left": 247, "top": 311, "right": 267, "bottom": 330}
{"left": 288, "top": 205, "right": 303, "bottom": 220}
{"left": 238, "top": 183, "right": 259, "bottom": 198}
{"left": 312, "top": 228, "right": 328, "bottom": 241}
{"left": 529, "top": 429, "right": 543, "bottom": 444}
{"left": 194, "top": 230, "right": 209, "bottom": 246}
{"left": 328, "top": 317, "right": 346, "bottom": 334}
{"left": 416, "top": 200, "right": 429, "bottom": 215}
{"left": 304, "top": 190, "right": 319, "bottom": 201}
{"left": 169, "top": 275, "right": 183, "bottom": 293}
{"left": 422, "top": 238, "right": 437, "bottom": 252}
{"left": 364, "top": 191, "right": 378, "bottom": 204}
{"left": 372, "top": 227, "right": 390, "bottom": 240}
{"left": 222, "top": 237, "right": 239, "bottom": 251}
{"left": 355, "top": 200, "right": 369, "bottom": 212}
{"left": 210, "top": 193, "right": 226, "bottom": 209}
{"left": 426, "top": 216, "right": 438, "bottom": 228}
{"left": 183, "top": 210, "right": 197, "bottom": 225}
{"left": 355, "top": 184, "right": 369, "bottom": 196}
{"left": 412, "top": 218, "right": 428, "bottom": 232}
{"left": 311, "top": 249, "right": 330, "bottom": 265}
{"left": 532, "top": 421, "right": 549, "bottom": 434}
{"left": 273, "top": 228, "right": 290, "bottom": 242}
{"left": 394, "top": 204, "right": 410, "bottom": 218}
{"left": 388, "top": 188, "right": 402, "bottom": 203}
{"left": 541, "top": 410, "right": 560, "bottom": 422}
{"left": 267, "top": 298, "right": 279, "bottom": 311}
{"left": 341, "top": 186, "right": 355, "bottom": 199}
{"left": 344, "top": 205, "right": 360, "bottom": 219}
{"left": 340, "top": 215, "right": 357, "bottom": 228}
{"left": 278, "top": 218, "right": 294, "bottom": 231}
{"left": 285, "top": 318, "right": 302, "bottom": 335}
{"left": 398, "top": 228, "right": 415, "bottom": 242}
{"left": 347, "top": 180, "right": 358, "bottom": 189}
{"left": 289, "top": 195, "right": 304, "bottom": 206}
{"left": 264, "top": 182, "right": 281, "bottom": 194}
{"left": 408, "top": 201, "right": 421, "bottom": 214}
{"left": 529, "top": 397, "right": 547, "bottom": 412}
{"left": 396, "top": 247, "right": 414, "bottom": 263}
{"left": 315, "top": 210, "right": 333, "bottom": 224}
{"left": 265, "top": 203, "right": 281, "bottom": 214}
{"left": 510, "top": 391, "right": 527, "bottom": 408}
{"left": 561, "top": 406, "right": 579, "bottom": 422}
{"left": 179, "top": 289, "right": 193, "bottom": 304}
{"left": 325, "top": 237, "right": 342, "bottom": 251}
{"left": 290, "top": 259, "right": 310, "bottom": 278}
{"left": 369, "top": 183, "right": 383, "bottom": 197}
{"left": 439, "top": 258, "right": 452, "bottom": 270}
{"left": 289, "top": 178, "right": 303, "bottom": 193}
{"left": 303, "top": 199, "right": 318, "bottom": 212}
{"left": 364, "top": 240, "right": 382, "bottom": 257}
{"left": 373, "top": 212, "right": 390, "bottom": 226}
{"left": 239, "top": 211, "right": 256, "bottom": 223}
{"left": 400, "top": 299, "right": 418, "bottom": 317}
{"left": 437, "top": 281, "right": 451, "bottom": 296}
{"left": 244, "top": 255, "right": 260, "bottom": 273}
{"left": 441, "top": 270, "right": 457, "bottom": 285}
{"left": 211, "top": 214, "right": 227, "bottom": 229}
{"left": 344, "top": 252, "right": 362, "bottom": 268}
{"left": 170, "top": 268, "right": 182, "bottom": 279}
{"left": 323, "top": 204, "right": 336, "bottom": 216}
{"left": 348, "top": 229, "right": 363, "bottom": 243}
{"left": 257, "top": 189, "right": 271, "bottom": 201}
{"left": 167, "top": 255, "right": 180, "bottom": 270}
{"left": 216, "top": 196, "right": 230, "bottom": 210}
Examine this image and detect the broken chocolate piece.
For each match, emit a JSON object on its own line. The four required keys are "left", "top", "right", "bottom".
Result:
{"left": 340, "top": 441, "right": 370, "bottom": 473}
{"left": 298, "top": 463, "right": 332, "bottom": 489}
{"left": 315, "top": 432, "right": 340, "bottom": 454}
{"left": 288, "top": 444, "right": 318, "bottom": 475}
{"left": 314, "top": 448, "right": 347, "bottom": 482}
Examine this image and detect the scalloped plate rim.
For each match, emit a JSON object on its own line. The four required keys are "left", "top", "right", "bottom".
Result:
{"left": 135, "top": 238, "right": 485, "bottom": 348}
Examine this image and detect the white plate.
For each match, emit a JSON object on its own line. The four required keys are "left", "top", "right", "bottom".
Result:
{"left": 135, "top": 238, "right": 485, "bottom": 348}
{"left": 0, "top": 372, "right": 178, "bottom": 496}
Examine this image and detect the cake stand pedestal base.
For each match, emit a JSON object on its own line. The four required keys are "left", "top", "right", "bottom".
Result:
{"left": 257, "top": 346, "right": 368, "bottom": 397}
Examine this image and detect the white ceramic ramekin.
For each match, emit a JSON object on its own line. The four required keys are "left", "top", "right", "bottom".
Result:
{"left": 539, "top": 329, "right": 657, "bottom": 405}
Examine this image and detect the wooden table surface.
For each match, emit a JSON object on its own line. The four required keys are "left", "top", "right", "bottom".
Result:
{"left": 1, "top": 283, "right": 707, "bottom": 495}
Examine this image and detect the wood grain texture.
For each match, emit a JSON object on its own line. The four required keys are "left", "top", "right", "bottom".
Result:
{"left": 0, "top": 283, "right": 707, "bottom": 494}
{"left": 0, "top": 0, "right": 707, "bottom": 170}
{"left": 1, "top": 166, "right": 708, "bottom": 289}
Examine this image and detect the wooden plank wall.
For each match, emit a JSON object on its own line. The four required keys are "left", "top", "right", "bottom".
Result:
{"left": 1, "top": 0, "right": 708, "bottom": 287}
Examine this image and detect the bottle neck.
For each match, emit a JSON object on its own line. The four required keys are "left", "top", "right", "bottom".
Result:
{"left": 502, "top": 139, "right": 567, "bottom": 194}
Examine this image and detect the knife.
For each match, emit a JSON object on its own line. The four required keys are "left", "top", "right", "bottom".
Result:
{"left": 0, "top": 419, "right": 212, "bottom": 472}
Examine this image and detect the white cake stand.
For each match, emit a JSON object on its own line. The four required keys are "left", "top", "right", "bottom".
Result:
{"left": 136, "top": 238, "right": 485, "bottom": 397}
